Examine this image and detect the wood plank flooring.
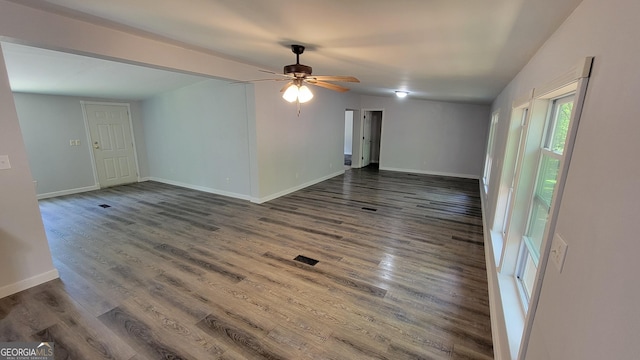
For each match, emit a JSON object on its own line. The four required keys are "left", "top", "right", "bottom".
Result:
{"left": 0, "top": 167, "right": 493, "bottom": 359}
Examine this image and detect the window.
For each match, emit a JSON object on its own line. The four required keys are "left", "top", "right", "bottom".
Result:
{"left": 501, "top": 108, "right": 528, "bottom": 238}
{"left": 516, "top": 95, "right": 574, "bottom": 303}
{"left": 484, "top": 57, "right": 592, "bottom": 360}
{"left": 483, "top": 111, "right": 499, "bottom": 190}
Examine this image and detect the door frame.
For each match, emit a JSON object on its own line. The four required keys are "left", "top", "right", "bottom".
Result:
{"left": 362, "top": 111, "right": 372, "bottom": 167}
{"left": 81, "top": 101, "right": 141, "bottom": 188}
{"left": 344, "top": 110, "right": 355, "bottom": 168}
{"left": 356, "top": 108, "right": 384, "bottom": 168}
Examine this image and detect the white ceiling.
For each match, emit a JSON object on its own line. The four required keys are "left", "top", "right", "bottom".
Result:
{"left": 2, "top": 42, "right": 208, "bottom": 100}
{"left": 3, "top": 0, "right": 583, "bottom": 103}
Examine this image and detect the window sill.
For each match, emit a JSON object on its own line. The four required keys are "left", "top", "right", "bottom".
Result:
{"left": 496, "top": 271, "right": 526, "bottom": 359}
{"left": 482, "top": 200, "right": 526, "bottom": 359}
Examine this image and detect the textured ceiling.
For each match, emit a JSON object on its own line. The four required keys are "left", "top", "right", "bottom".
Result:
{"left": 3, "top": 0, "right": 583, "bottom": 103}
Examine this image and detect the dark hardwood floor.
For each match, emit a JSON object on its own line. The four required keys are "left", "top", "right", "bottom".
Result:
{"left": 0, "top": 168, "right": 493, "bottom": 359}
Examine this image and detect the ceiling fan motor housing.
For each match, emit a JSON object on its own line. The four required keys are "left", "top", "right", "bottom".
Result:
{"left": 284, "top": 63, "right": 312, "bottom": 77}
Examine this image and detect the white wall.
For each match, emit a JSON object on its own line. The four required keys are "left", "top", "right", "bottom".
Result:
{"left": 142, "top": 79, "right": 252, "bottom": 199}
{"left": 253, "top": 81, "right": 360, "bottom": 201}
{"left": 13, "top": 93, "right": 148, "bottom": 197}
{"left": 0, "top": 48, "right": 58, "bottom": 298}
{"left": 344, "top": 111, "right": 353, "bottom": 155}
{"left": 361, "top": 95, "right": 490, "bottom": 178}
{"left": 487, "top": 0, "right": 640, "bottom": 358}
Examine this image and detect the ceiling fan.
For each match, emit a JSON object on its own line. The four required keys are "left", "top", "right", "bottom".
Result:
{"left": 259, "top": 45, "right": 360, "bottom": 103}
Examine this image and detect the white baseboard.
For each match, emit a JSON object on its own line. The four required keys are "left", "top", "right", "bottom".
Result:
{"left": 379, "top": 166, "right": 480, "bottom": 180}
{"left": 0, "top": 269, "right": 59, "bottom": 299}
{"left": 252, "top": 170, "right": 345, "bottom": 204}
{"left": 139, "top": 177, "right": 151, "bottom": 182}
{"left": 37, "top": 185, "right": 99, "bottom": 200}
{"left": 148, "top": 177, "right": 252, "bottom": 201}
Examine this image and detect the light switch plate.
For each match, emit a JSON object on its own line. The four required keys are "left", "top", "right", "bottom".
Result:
{"left": 550, "top": 233, "right": 568, "bottom": 272}
{"left": 0, "top": 155, "right": 11, "bottom": 170}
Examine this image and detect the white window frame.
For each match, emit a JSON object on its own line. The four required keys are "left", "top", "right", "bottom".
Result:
{"left": 501, "top": 107, "right": 529, "bottom": 239}
{"left": 516, "top": 93, "right": 575, "bottom": 307}
{"left": 483, "top": 110, "right": 500, "bottom": 191}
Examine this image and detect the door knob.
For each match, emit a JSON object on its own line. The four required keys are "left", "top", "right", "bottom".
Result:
{"left": 93, "top": 141, "right": 100, "bottom": 149}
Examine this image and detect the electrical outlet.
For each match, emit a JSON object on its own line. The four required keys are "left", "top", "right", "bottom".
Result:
{"left": 70, "top": 140, "right": 75, "bottom": 146}
{"left": 75, "top": 140, "right": 81, "bottom": 146}
{"left": 550, "top": 233, "right": 568, "bottom": 272}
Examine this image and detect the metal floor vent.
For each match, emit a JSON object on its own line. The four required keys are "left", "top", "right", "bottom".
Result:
{"left": 362, "top": 207, "right": 377, "bottom": 212}
{"left": 98, "top": 204, "right": 111, "bottom": 208}
{"left": 293, "top": 255, "right": 319, "bottom": 266}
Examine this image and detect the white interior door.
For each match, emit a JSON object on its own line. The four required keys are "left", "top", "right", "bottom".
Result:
{"left": 85, "top": 103, "right": 138, "bottom": 188}
{"left": 362, "top": 112, "right": 372, "bottom": 166}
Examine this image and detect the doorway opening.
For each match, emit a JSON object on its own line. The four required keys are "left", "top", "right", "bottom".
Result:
{"left": 344, "top": 110, "right": 354, "bottom": 169}
{"left": 361, "top": 110, "right": 383, "bottom": 169}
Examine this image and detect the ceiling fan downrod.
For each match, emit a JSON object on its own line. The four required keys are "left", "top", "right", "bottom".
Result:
{"left": 284, "top": 44, "right": 312, "bottom": 76}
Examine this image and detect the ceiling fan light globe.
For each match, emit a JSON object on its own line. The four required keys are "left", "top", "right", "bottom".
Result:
{"left": 282, "top": 84, "right": 299, "bottom": 102}
{"left": 297, "top": 85, "right": 314, "bottom": 103}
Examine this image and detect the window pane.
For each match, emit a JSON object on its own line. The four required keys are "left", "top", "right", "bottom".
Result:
{"left": 548, "top": 100, "right": 573, "bottom": 154}
{"left": 535, "top": 155, "right": 561, "bottom": 206}
{"left": 527, "top": 199, "right": 548, "bottom": 258}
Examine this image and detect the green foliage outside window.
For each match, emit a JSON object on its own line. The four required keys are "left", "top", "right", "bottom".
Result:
{"left": 549, "top": 102, "right": 573, "bottom": 154}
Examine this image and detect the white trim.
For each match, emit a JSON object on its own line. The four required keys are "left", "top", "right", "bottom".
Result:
{"left": 481, "top": 188, "right": 508, "bottom": 360}
{"left": 532, "top": 57, "right": 593, "bottom": 98}
{"left": 483, "top": 110, "right": 500, "bottom": 190}
{"left": 139, "top": 177, "right": 151, "bottom": 182}
{"left": 357, "top": 108, "right": 385, "bottom": 169}
{"left": 252, "top": 170, "right": 345, "bottom": 204}
{"left": 37, "top": 185, "right": 100, "bottom": 200}
{"left": 148, "top": 177, "right": 252, "bottom": 202}
{"left": 0, "top": 269, "right": 59, "bottom": 299}
{"left": 380, "top": 166, "right": 480, "bottom": 180}
{"left": 80, "top": 101, "right": 100, "bottom": 188}
{"left": 482, "top": 183, "right": 525, "bottom": 360}
{"left": 512, "top": 89, "right": 534, "bottom": 109}
{"left": 491, "top": 229, "right": 504, "bottom": 266}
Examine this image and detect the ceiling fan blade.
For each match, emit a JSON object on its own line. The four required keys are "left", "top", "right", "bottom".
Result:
{"left": 259, "top": 69, "right": 292, "bottom": 78}
{"left": 307, "top": 75, "right": 360, "bottom": 83}
{"left": 229, "top": 78, "right": 291, "bottom": 85}
{"left": 280, "top": 81, "right": 294, "bottom": 92}
{"left": 306, "top": 80, "right": 350, "bottom": 92}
